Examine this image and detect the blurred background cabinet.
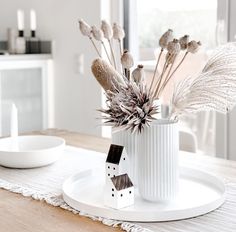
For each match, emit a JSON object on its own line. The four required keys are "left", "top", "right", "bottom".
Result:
{"left": 0, "top": 55, "right": 53, "bottom": 136}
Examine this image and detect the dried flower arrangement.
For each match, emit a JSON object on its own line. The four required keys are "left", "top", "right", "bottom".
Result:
{"left": 78, "top": 19, "right": 236, "bottom": 133}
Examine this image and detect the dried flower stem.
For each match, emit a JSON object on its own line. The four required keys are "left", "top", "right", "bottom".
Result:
{"left": 127, "top": 70, "right": 131, "bottom": 81}
{"left": 153, "top": 63, "right": 169, "bottom": 98}
{"left": 118, "top": 39, "right": 124, "bottom": 75}
{"left": 157, "top": 55, "right": 177, "bottom": 97}
{"left": 153, "top": 54, "right": 174, "bottom": 98}
{"left": 101, "top": 41, "right": 112, "bottom": 65}
{"left": 158, "top": 52, "right": 188, "bottom": 97}
{"left": 118, "top": 39, "right": 123, "bottom": 57}
{"left": 149, "top": 49, "right": 163, "bottom": 93}
{"left": 108, "top": 39, "right": 117, "bottom": 69}
{"left": 89, "top": 37, "right": 101, "bottom": 57}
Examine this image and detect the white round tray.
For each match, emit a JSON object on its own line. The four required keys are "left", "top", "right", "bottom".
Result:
{"left": 62, "top": 167, "right": 225, "bottom": 222}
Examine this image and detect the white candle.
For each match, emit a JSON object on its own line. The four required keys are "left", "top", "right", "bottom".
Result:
{"left": 30, "top": 9, "right": 37, "bottom": 31}
{"left": 17, "top": 9, "right": 24, "bottom": 31}
{"left": 10, "top": 103, "right": 18, "bottom": 138}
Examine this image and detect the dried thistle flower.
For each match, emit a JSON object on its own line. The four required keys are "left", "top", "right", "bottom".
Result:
{"left": 187, "top": 40, "right": 201, "bottom": 53}
{"left": 121, "top": 50, "right": 134, "bottom": 69}
{"left": 167, "top": 39, "right": 181, "bottom": 55}
{"left": 179, "top": 35, "right": 189, "bottom": 50}
{"left": 159, "top": 29, "right": 173, "bottom": 49}
{"left": 91, "top": 25, "right": 104, "bottom": 41}
{"left": 113, "top": 23, "right": 125, "bottom": 40}
{"left": 91, "top": 58, "right": 126, "bottom": 92}
{"left": 78, "top": 19, "right": 92, "bottom": 37}
{"left": 100, "top": 82, "right": 158, "bottom": 133}
{"left": 132, "top": 65, "right": 145, "bottom": 84}
{"left": 101, "top": 20, "right": 113, "bottom": 40}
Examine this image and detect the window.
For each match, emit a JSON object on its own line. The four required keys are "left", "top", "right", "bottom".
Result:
{"left": 121, "top": 0, "right": 229, "bottom": 156}
{"left": 137, "top": 0, "right": 218, "bottom": 60}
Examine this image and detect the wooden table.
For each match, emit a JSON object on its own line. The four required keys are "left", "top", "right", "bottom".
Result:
{"left": 0, "top": 129, "right": 235, "bottom": 232}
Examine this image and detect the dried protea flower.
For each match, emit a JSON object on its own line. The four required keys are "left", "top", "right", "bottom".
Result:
{"left": 121, "top": 50, "right": 134, "bottom": 69}
{"left": 91, "top": 25, "right": 104, "bottom": 41}
{"left": 179, "top": 35, "right": 189, "bottom": 50}
{"left": 167, "top": 39, "right": 181, "bottom": 55}
{"left": 132, "top": 65, "right": 145, "bottom": 84}
{"left": 159, "top": 29, "right": 173, "bottom": 49}
{"left": 113, "top": 23, "right": 125, "bottom": 40}
{"left": 187, "top": 40, "right": 201, "bottom": 53}
{"left": 78, "top": 19, "right": 92, "bottom": 37}
{"left": 91, "top": 58, "right": 126, "bottom": 92}
{"left": 101, "top": 20, "right": 113, "bottom": 40}
{"left": 100, "top": 82, "right": 158, "bottom": 133}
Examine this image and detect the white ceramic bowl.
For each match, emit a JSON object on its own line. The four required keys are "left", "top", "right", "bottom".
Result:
{"left": 0, "top": 135, "right": 65, "bottom": 168}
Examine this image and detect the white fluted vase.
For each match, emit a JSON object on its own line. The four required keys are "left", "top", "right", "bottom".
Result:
{"left": 112, "top": 130, "right": 138, "bottom": 185}
{"left": 137, "top": 120, "right": 179, "bottom": 202}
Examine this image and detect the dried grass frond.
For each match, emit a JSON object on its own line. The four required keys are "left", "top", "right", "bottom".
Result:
{"left": 171, "top": 43, "right": 236, "bottom": 118}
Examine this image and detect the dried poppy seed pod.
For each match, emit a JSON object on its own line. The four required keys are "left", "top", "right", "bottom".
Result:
{"left": 91, "top": 58, "right": 126, "bottom": 92}
{"left": 78, "top": 19, "right": 92, "bottom": 37}
{"left": 165, "top": 52, "right": 176, "bottom": 64}
{"left": 179, "top": 35, "right": 189, "bottom": 50}
{"left": 132, "top": 64, "right": 145, "bottom": 84}
{"left": 167, "top": 39, "right": 181, "bottom": 55}
{"left": 113, "top": 23, "right": 125, "bottom": 40}
{"left": 159, "top": 29, "right": 173, "bottom": 49}
{"left": 101, "top": 20, "right": 113, "bottom": 40}
{"left": 121, "top": 50, "right": 134, "bottom": 69}
{"left": 187, "top": 40, "right": 201, "bottom": 53}
{"left": 91, "top": 26, "right": 104, "bottom": 41}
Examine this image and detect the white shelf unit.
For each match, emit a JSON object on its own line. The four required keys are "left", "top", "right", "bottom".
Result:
{"left": 0, "top": 55, "right": 53, "bottom": 136}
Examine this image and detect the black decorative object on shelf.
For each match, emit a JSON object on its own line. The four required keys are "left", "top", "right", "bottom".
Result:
{"left": 0, "top": 40, "right": 52, "bottom": 55}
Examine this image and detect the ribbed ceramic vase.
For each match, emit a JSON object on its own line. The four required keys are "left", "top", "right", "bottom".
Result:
{"left": 137, "top": 120, "right": 179, "bottom": 202}
{"left": 112, "top": 130, "right": 138, "bottom": 185}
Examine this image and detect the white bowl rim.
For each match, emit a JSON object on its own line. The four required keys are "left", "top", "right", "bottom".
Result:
{"left": 0, "top": 135, "right": 65, "bottom": 153}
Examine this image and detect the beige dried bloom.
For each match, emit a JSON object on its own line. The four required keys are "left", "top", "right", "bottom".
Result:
{"left": 187, "top": 40, "right": 201, "bottom": 53}
{"left": 101, "top": 20, "right": 113, "bottom": 40}
{"left": 91, "top": 58, "right": 126, "bottom": 92}
{"left": 121, "top": 50, "right": 134, "bottom": 69}
{"left": 167, "top": 39, "right": 181, "bottom": 55}
{"left": 132, "top": 64, "right": 145, "bottom": 84}
{"left": 78, "top": 19, "right": 92, "bottom": 37}
{"left": 159, "top": 29, "right": 173, "bottom": 49}
{"left": 91, "top": 26, "right": 104, "bottom": 41}
{"left": 113, "top": 23, "right": 125, "bottom": 40}
{"left": 179, "top": 35, "right": 189, "bottom": 50}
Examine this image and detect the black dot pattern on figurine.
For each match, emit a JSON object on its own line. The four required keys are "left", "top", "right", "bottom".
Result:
{"left": 121, "top": 194, "right": 123, "bottom": 197}
{"left": 113, "top": 167, "right": 115, "bottom": 170}
{"left": 112, "top": 194, "right": 114, "bottom": 197}
{"left": 108, "top": 174, "right": 110, "bottom": 176}
{"left": 129, "top": 191, "right": 132, "bottom": 194}
{"left": 108, "top": 166, "right": 110, "bottom": 169}
{"left": 112, "top": 188, "right": 114, "bottom": 191}
{"left": 123, "top": 158, "right": 125, "bottom": 160}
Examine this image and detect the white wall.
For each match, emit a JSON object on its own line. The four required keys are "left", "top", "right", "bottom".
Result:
{"left": 0, "top": 0, "right": 103, "bottom": 136}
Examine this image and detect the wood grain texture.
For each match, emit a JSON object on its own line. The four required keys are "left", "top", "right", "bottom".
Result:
{"left": 0, "top": 128, "right": 236, "bottom": 232}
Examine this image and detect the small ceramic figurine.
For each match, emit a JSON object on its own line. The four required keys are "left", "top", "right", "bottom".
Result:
{"left": 105, "top": 144, "right": 129, "bottom": 182}
{"left": 104, "top": 173, "right": 134, "bottom": 209}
